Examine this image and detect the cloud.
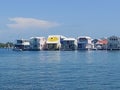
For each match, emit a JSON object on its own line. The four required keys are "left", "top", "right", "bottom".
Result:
{"left": 7, "top": 17, "right": 60, "bottom": 29}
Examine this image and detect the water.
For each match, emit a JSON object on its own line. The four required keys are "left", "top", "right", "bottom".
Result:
{"left": 0, "top": 49, "right": 120, "bottom": 90}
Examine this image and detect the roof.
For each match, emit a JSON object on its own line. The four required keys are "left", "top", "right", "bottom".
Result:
{"left": 77, "top": 36, "right": 91, "bottom": 39}
{"left": 30, "top": 37, "right": 45, "bottom": 39}
{"left": 48, "top": 35, "right": 66, "bottom": 38}
{"left": 97, "top": 39, "right": 108, "bottom": 44}
{"left": 63, "top": 38, "right": 76, "bottom": 41}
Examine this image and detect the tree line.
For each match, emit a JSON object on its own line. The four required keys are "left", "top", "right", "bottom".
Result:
{"left": 0, "top": 42, "right": 14, "bottom": 48}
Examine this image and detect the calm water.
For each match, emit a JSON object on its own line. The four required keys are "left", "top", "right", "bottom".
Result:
{"left": 0, "top": 49, "right": 120, "bottom": 90}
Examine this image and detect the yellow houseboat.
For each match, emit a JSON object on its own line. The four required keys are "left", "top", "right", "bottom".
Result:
{"left": 46, "top": 35, "right": 66, "bottom": 50}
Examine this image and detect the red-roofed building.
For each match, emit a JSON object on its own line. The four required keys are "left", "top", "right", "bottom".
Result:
{"left": 96, "top": 39, "right": 108, "bottom": 50}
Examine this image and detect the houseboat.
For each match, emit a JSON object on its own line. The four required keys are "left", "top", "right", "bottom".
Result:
{"left": 77, "top": 36, "right": 93, "bottom": 50}
{"left": 107, "top": 36, "right": 120, "bottom": 50}
{"left": 61, "top": 38, "right": 77, "bottom": 51}
{"left": 95, "top": 39, "right": 108, "bottom": 50}
{"left": 29, "top": 37, "right": 46, "bottom": 51}
{"left": 46, "top": 35, "right": 66, "bottom": 50}
{"left": 13, "top": 39, "right": 30, "bottom": 51}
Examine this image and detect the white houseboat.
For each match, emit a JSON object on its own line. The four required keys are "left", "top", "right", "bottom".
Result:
{"left": 46, "top": 35, "right": 66, "bottom": 50}
{"left": 77, "top": 36, "right": 93, "bottom": 50}
{"left": 13, "top": 39, "right": 30, "bottom": 51}
{"left": 61, "top": 38, "right": 77, "bottom": 51}
{"left": 107, "top": 36, "right": 120, "bottom": 50}
{"left": 30, "top": 37, "right": 46, "bottom": 51}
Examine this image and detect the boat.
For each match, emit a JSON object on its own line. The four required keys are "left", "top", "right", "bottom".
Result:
{"left": 61, "top": 38, "right": 77, "bottom": 51}
{"left": 13, "top": 39, "right": 30, "bottom": 51}
{"left": 77, "top": 36, "right": 93, "bottom": 50}
{"left": 29, "top": 37, "right": 46, "bottom": 51}
{"left": 46, "top": 35, "right": 66, "bottom": 50}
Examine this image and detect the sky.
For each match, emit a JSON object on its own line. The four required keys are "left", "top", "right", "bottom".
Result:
{"left": 0, "top": 0, "right": 120, "bottom": 42}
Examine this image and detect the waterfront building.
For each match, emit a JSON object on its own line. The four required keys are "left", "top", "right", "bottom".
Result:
{"left": 77, "top": 36, "right": 93, "bottom": 50}
{"left": 95, "top": 39, "right": 108, "bottom": 50}
{"left": 92, "top": 39, "right": 99, "bottom": 50}
{"left": 107, "top": 36, "right": 120, "bottom": 50}
{"left": 61, "top": 38, "right": 77, "bottom": 51}
{"left": 46, "top": 35, "right": 66, "bottom": 50}
{"left": 30, "top": 37, "right": 46, "bottom": 50}
{"left": 13, "top": 39, "right": 30, "bottom": 51}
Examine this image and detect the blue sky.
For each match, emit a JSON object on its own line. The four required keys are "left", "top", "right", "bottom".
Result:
{"left": 0, "top": 0, "right": 120, "bottom": 42}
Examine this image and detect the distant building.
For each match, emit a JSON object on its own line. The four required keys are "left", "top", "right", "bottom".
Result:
{"left": 77, "top": 36, "right": 93, "bottom": 50}
{"left": 13, "top": 35, "right": 120, "bottom": 51}
{"left": 61, "top": 38, "right": 77, "bottom": 51}
{"left": 96, "top": 39, "right": 108, "bottom": 50}
{"left": 92, "top": 39, "right": 99, "bottom": 45}
{"left": 13, "top": 39, "right": 30, "bottom": 51}
{"left": 107, "top": 36, "right": 120, "bottom": 50}
{"left": 30, "top": 37, "right": 46, "bottom": 50}
{"left": 46, "top": 35, "right": 66, "bottom": 50}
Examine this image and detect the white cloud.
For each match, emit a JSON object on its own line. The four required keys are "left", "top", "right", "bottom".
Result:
{"left": 7, "top": 17, "right": 60, "bottom": 29}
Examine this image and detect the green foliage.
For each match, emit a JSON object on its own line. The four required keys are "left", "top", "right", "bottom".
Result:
{"left": 0, "top": 42, "right": 14, "bottom": 48}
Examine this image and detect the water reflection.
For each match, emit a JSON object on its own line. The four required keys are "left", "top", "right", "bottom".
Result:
{"left": 37, "top": 51, "right": 61, "bottom": 62}
{"left": 85, "top": 51, "right": 94, "bottom": 64}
